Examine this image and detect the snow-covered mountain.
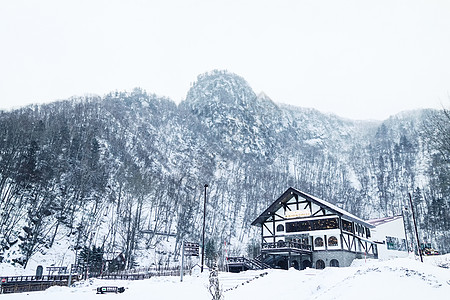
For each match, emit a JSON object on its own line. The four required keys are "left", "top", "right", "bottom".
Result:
{"left": 0, "top": 70, "right": 448, "bottom": 269}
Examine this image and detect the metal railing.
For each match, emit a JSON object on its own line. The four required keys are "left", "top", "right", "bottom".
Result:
{"left": 261, "top": 241, "right": 312, "bottom": 251}
{"left": 227, "top": 257, "right": 266, "bottom": 270}
{"left": 0, "top": 275, "right": 79, "bottom": 294}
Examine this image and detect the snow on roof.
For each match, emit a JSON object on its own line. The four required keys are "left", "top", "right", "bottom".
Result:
{"left": 252, "top": 187, "right": 374, "bottom": 228}
{"left": 367, "top": 215, "right": 403, "bottom": 227}
{"left": 296, "top": 188, "right": 371, "bottom": 225}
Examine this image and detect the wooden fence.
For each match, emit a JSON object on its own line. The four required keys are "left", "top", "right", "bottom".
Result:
{"left": 1, "top": 267, "right": 192, "bottom": 294}
{"left": 0, "top": 274, "right": 79, "bottom": 294}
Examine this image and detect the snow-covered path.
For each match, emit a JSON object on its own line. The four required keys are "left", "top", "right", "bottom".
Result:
{"left": 2, "top": 257, "right": 449, "bottom": 299}
{"left": 226, "top": 258, "right": 449, "bottom": 300}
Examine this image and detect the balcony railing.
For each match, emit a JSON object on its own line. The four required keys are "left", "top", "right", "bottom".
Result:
{"left": 226, "top": 256, "right": 268, "bottom": 270}
{"left": 262, "top": 241, "right": 312, "bottom": 252}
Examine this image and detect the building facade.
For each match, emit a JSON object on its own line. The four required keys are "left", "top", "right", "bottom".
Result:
{"left": 251, "top": 187, "right": 378, "bottom": 269}
{"left": 367, "top": 215, "right": 409, "bottom": 260}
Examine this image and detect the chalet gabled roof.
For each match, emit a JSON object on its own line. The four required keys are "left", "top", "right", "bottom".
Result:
{"left": 251, "top": 187, "right": 374, "bottom": 228}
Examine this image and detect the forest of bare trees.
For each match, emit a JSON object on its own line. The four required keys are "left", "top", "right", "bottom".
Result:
{"left": 0, "top": 72, "right": 448, "bottom": 269}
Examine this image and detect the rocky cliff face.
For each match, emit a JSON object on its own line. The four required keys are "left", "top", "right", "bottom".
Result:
{"left": 0, "top": 70, "right": 448, "bottom": 268}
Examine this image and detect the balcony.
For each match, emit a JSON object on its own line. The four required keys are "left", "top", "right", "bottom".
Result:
{"left": 261, "top": 241, "right": 312, "bottom": 253}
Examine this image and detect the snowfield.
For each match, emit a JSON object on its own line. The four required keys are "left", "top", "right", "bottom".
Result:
{"left": 2, "top": 256, "right": 449, "bottom": 299}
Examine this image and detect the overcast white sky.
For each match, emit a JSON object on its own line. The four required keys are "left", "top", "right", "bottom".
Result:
{"left": 1, "top": 0, "right": 449, "bottom": 120}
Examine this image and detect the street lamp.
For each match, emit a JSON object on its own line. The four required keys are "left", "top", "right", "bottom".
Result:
{"left": 201, "top": 184, "right": 208, "bottom": 272}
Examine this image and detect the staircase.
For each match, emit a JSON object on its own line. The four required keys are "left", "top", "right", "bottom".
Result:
{"left": 226, "top": 255, "right": 270, "bottom": 273}
{"left": 251, "top": 254, "right": 271, "bottom": 269}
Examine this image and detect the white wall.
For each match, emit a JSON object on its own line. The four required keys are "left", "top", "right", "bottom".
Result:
{"left": 372, "top": 217, "right": 409, "bottom": 259}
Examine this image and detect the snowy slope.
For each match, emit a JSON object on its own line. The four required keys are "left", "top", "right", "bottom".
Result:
{"left": 3, "top": 256, "right": 449, "bottom": 300}
{"left": 0, "top": 70, "right": 448, "bottom": 271}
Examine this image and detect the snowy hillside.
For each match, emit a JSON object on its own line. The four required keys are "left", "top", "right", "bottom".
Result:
{"left": 0, "top": 70, "right": 448, "bottom": 270}
{"left": 3, "top": 256, "right": 449, "bottom": 299}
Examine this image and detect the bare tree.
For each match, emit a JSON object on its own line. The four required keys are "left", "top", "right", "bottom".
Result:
{"left": 422, "top": 105, "right": 450, "bottom": 163}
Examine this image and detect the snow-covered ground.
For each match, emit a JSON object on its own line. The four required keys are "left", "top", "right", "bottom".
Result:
{"left": 2, "top": 256, "right": 449, "bottom": 299}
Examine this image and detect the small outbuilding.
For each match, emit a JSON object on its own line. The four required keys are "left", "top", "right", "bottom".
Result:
{"left": 367, "top": 215, "right": 409, "bottom": 260}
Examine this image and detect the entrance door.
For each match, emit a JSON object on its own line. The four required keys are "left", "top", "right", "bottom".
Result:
{"left": 330, "top": 259, "right": 339, "bottom": 267}
{"left": 302, "top": 260, "right": 312, "bottom": 269}
{"left": 316, "top": 259, "right": 325, "bottom": 269}
{"left": 277, "top": 260, "right": 288, "bottom": 270}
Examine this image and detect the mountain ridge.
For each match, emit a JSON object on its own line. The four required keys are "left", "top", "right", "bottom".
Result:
{"left": 0, "top": 70, "right": 448, "bottom": 269}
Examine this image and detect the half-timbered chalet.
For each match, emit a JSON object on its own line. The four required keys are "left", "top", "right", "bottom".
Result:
{"left": 251, "top": 187, "right": 378, "bottom": 270}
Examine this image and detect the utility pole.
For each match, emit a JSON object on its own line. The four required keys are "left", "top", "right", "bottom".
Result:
{"left": 201, "top": 184, "right": 208, "bottom": 272}
{"left": 68, "top": 264, "right": 73, "bottom": 287}
{"left": 180, "top": 240, "right": 185, "bottom": 282}
{"left": 401, "top": 208, "right": 410, "bottom": 254}
{"left": 408, "top": 193, "right": 423, "bottom": 263}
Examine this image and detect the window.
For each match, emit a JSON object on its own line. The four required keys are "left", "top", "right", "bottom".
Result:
{"left": 311, "top": 218, "right": 339, "bottom": 230}
{"left": 316, "top": 259, "right": 325, "bottom": 269}
{"left": 366, "top": 228, "right": 371, "bottom": 238}
{"left": 286, "top": 218, "right": 338, "bottom": 233}
{"left": 357, "top": 225, "right": 364, "bottom": 236}
{"left": 342, "top": 220, "right": 354, "bottom": 233}
{"left": 286, "top": 220, "right": 311, "bottom": 232}
{"left": 276, "top": 224, "right": 285, "bottom": 232}
{"left": 330, "top": 259, "right": 339, "bottom": 267}
{"left": 314, "top": 237, "right": 324, "bottom": 247}
{"left": 386, "top": 236, "right": 407, "bottom": 251}
{"left": 328, "top": 236, "right": 338, "bottom": 247}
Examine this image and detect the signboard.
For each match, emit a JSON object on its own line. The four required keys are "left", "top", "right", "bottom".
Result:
{"left": 181, "top": 241, "right": 199, "bottom": 282}
{"left": 386, "top": 236, "right": 407, "bottom": 251}
{"left": 285, "top": 209, "right": 311, "bottom": 219}
{"left": 184, "top": 242, "right": 199, "bottom": 256}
